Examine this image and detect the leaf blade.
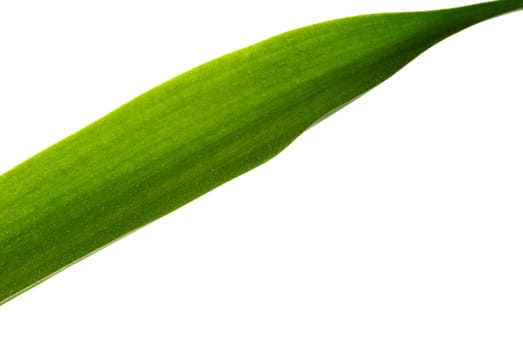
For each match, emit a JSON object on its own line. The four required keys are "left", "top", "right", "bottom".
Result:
{"left": 1, "top": 0, "right": 522, "bottom": 304}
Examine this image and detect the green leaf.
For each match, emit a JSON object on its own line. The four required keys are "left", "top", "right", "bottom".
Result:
{"left": 1, "top": 0, "right": 522, "bottom": 305}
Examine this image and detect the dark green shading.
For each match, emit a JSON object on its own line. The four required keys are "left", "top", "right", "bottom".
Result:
{"left": 1, "top": 0, "right": 522, "bottom": 304}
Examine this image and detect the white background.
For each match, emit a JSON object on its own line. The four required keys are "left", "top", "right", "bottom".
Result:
{"left": 1, "top": 0, "right": 522, "bottom": 349}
